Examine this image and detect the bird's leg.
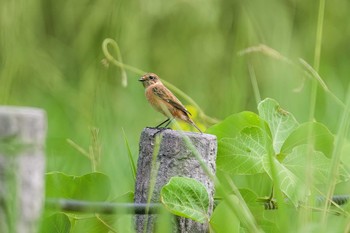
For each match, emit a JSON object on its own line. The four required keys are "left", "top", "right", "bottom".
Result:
{"left": 151, "top": 118, "right": 173, "bottom": 137}
{"left": 163, "top": 118, "right": 173, "bottom": 128}
{"left": 155, "top": 118, "right": 171, "bottom": 128}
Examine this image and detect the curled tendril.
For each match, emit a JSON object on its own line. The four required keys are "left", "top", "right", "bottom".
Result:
{"left": 102, "top": 38, "right": 144, "bottom": 87}
{"left": 101, "top": 38, "right": 219, "bottom": 126}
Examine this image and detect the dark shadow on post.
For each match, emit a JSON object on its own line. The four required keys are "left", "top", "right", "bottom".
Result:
{"left": 134, "top": 128, "right": 217, "bottom": 233}
{"left": 0, "top": 107, "right": 46, "bottom": 233}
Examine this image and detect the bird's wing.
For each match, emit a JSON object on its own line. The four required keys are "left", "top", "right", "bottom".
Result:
{"left": 152, "top": 86, "right": 191, "bottom": 116}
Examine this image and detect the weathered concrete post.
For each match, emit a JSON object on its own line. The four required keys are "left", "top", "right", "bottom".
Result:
{"left": 135, "top": 128, "right": 217, "bottom": 233}
{"left": 0, "top": 107, "right": 46, "bottom": 233}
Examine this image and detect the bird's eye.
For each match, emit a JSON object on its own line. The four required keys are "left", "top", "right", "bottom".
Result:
{"left": 149, "top": 76, "right": 154, "bottom": 80}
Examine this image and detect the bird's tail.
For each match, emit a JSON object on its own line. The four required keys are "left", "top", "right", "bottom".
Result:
{"left": 190, "top": 121, "right": 203, "bottom": 134}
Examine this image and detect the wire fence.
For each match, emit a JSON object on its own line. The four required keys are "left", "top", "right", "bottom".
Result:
{"left": 45, "top": 195, "right": 350, "bottom": 214}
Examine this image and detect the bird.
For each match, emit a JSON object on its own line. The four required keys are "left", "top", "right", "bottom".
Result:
{"left": 139, "top": 73, "right": 202, "bottom": 133}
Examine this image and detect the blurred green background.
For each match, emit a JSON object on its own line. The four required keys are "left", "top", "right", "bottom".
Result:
{"left": 1, "top": 0, "right": 350, "bottom": 196}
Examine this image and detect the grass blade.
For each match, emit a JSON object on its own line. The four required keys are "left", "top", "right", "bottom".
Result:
{"left": 122, "top": 128, "right": 136, "bottom": 182}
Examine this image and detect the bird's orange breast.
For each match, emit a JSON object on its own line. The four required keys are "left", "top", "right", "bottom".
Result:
{"left": 145, "top": 85, "right": 189, "bottom": 121}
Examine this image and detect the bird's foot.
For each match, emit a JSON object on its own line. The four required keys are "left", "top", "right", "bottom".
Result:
{"left": 148, "top": 127, "right": 171, "bottom": 137}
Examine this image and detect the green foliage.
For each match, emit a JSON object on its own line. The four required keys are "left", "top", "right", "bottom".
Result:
{"left": 281, "top": 122, "right": 334, "bottom": 158}
{"left": 69, "top": 215, "right": 116, "bottom": 233}
{"left": 209, "top": 98, "right": 350, "bottom": 206}
{"left": 258, "top": 98, "right": 299, "bottom": 154}
{"left": 210, "top": 195, "right": 240, "bottom": 233}
{"left": 217, "top": 126, "right": 272, "bottom": 175}
{"left": 46, "top": 172, "right": 111, "bottom": 201}
{"left": 160, "top": 177, "right": 210, "bottom": 223}
{"left": 39, "top": 213, "right": 71, "bottom": 233}
{"left": 283, "top": 145, "right": 348, "bottom": 184}
{"left": 206, "top": 111, "right": 267, "bottom": 140}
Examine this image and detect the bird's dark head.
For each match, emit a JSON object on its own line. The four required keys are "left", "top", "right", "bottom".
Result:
{"left": 139, "top": 73, "right": 160, "bottom": 88}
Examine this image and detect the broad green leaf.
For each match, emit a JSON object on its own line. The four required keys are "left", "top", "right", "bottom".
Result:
{"left": 258, "top": 98, "right": 299, "bottom": 154}
{"left": 238, "top": 189, "right": 275, "bottom": 227}
{"left": 239, "top": 189, "right": 259, "bottom": 205}
{"left": 39, "top": 213, "right": 71, "bottom": 233}
{"left": 206, "top": 111, "right": 267, "bottom": 140}
{"left": 283, "top": 145, "right": 350, "bottom": 184}
{"left": 210, "top": 195, "right": 240, "bottom": 233}
{"left": 45, "top": 172, "right": 111, "bottom": 201}
{"left": 70, "top": 214, "right": 118, "bottom": 233}
{"left": 215, "top": 171, "right": 271, "bottom": 200}
{"left": 110, "top": 191, "right": 134, "bottom": 202}
{"left": 281, "top": 122, "right": 334, "bottom": 158}
{"left": 160, "top": 177, "right": 209, "bottom": 223}
{"left": 262, "top": 154, "right": 308, "bottom": 206}
{"left": 217, "top": 127, "right": 274, "bottom": 175}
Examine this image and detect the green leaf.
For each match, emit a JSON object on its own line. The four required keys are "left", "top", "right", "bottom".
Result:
{"left": 110, "top": 191, "right": 134, "bottom": 202}
{"left": 239, "top": 189, "right": 259, "bottom": 206}
{"left": 258, "top": 98, "right": 299, "bottom": 154}
{"left": 263, "top": 145, "right": 349, "bottom": 206}
{"left": 217, "top": 127, "right": 273, "bottom": 175}
{"left": 281, "top": 122, "right": 334, "bottom": 158}
{"left": 262, "top": 154, "right": 307, "bottom": 206}
{"left": 206, "top": 111, "right": 267, "bottom": 140}
{"left": 283, "top": 145, "right": 350, "bottom": 184}
{"left": 45, "top": 172, "right": 111, "bottom": 201}
{"left": 160, "top": 177, "right": 209, "bottom": 223}
{"left": 210, "top": 195, "right": 240, "bottom": 233}
{"left": 39, "top": 213, "right": 71, "bottom": 233}
{"left": 70, "top": 214, "right": 117, "bottom": 233}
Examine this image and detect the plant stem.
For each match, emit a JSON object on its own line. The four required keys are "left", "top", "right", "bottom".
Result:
{"left": 248, "top": 63, "right": 261, "bottom": 105}
{"left": 309, "top": 0, "right": 325, "bottom": 120}
{"left": 313, "top": 0, "right": 326, "bottom": 73}
{"left": 321, "top": 84, "right": 350, "bottom": 223}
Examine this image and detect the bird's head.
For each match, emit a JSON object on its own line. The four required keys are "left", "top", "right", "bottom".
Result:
{"left": 139, "top": 73, "right": 161, "bottom": 88}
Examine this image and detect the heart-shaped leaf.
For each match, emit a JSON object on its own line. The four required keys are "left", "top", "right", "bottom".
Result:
{"left": 217, "top": 127, "right": 273, "bottom": 175}
{"left": 283, "top": 145, "right": 350, "bottom": 184}
{"left": 258, "top": 98, "right": 299, "bottom": 154}
{"left": 39, "top": 213, "right": 71, "bottom": 233}
{"left": 210, "top": 195, "right": 240, "bottom": 233}
{"left": 160, "top": 177, "right": 209, "bottom": 223}
{"left": 206, "top": 111, "right": 267, "bottom": 140}
{"left": 262, "top": 154, "right": 308, "bottom": 206}
{"left": 281, "top": 122, "right": 334, "bottom": 158}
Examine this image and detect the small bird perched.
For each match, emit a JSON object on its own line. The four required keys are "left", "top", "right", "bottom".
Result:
{"left": 139, "top": 73, "right": 202, "bottom": 133}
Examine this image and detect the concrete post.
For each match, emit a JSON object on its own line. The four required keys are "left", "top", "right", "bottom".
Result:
{"left": 135, "top": 128, "right": 217, "bottom": 233}
{"left": 0, "top": 107, "right": 46, "bottom": 233}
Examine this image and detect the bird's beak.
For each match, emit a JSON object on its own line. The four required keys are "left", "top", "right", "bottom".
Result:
{"left": 138, "top": 77, "right": 145, "bottom": 82}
